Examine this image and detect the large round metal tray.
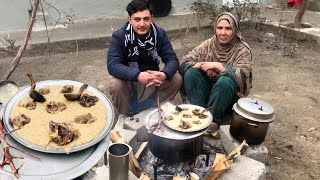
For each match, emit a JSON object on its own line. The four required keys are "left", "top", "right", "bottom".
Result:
{"left": 3, "top": 80, "right": 114, "bottom": 154}
{"left": 162, "top": 104, "right": 212, "bottom": 133}
{"left": 0, "top": 132, "right": 109, "bottom": 179}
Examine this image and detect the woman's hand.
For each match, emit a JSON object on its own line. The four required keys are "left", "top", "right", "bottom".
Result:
{"left": 191, "top": 62, "right": 203, "bottom": 69}
{"left": 206, "top": 69, "right": 217, "bottom": 78}
{"left": 200, "top": 62, "right": 225, "bottom": 73}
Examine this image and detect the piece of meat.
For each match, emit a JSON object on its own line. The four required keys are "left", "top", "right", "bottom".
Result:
{"left": 9, "top": 114, "right": 31, "bottom": 128}
{"left": 74, "top": 113, "right": 96, "bottom": 124}
{"left": 165, "top": 115, "right": 174, "bottom": 121}
{"left": 198, "top": 113, "right": 208, "bottom": 119}
{"left": 46, "top": 101, "right": 67, "bottom": 113}
{"left": 192, "top": 109, "right": 201, "bottom": 116}
{"left": 38, "top": 88, "right": 50, "bottom": 95}
{"left": 60, "top": 85, "right": 74, "bottom": 93}
{"left": 192, "top": 120, "right": 202, "bottom": 124}
{"left": 178, "top": 120, "right": 192, "bottom": 129}
{"left": 79, "top": 94, "right": 99, "bottom": 108}
{"left": 182, "top": 113, "right": 192, "bottom": 118}
{"left": 49, "top": 121, "right": 79, "bottom": 146}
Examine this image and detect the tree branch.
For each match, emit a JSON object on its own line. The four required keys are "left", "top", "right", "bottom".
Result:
{"left": 2, "top": 0, "right": 40, "bottom": 81}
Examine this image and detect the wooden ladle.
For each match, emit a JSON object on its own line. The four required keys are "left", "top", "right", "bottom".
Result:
{"left": 63, "top": 83, "right": 88, "bottom": 101}
{"left": 26, "top": 72, "right": 46, "bottom": 103}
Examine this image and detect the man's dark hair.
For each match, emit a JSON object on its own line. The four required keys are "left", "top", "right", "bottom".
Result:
{"left": 126, "top": 0, "right": 153, "bottom": 16}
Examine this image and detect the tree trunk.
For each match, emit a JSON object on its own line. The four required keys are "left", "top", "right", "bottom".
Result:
{"left": 294, "top": 0, "right": 309, "bottom": 28}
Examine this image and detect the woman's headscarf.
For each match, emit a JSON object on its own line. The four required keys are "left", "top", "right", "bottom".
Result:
{"left": 180, "top": 12, "right": 252, "bottom": 96}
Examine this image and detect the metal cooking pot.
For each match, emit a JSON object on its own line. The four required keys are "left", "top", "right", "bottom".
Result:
{"left": 0, "top": 80, "right": 20, "bottom": 120}
{"left": 145, "top": 108, "right": 207, "bottom": 162}
{"left": 230, "top": 98, "right": 275, "bottom": 145}
{"left": 0, "top": 80, "right": 20, "bottom": 105}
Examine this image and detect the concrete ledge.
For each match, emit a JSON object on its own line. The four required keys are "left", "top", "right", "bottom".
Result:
{"left": 218, "top": 155, "right": 266, "bottom": 180}
{"left": 220, "top": 125, "right": 268, "bottom": 165}
{"left": 121, "top": 108, "right": 154, "bottom": 131}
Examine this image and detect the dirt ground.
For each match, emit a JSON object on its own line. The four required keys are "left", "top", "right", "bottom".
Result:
{"left": 0, "top": 26, "right": 319, "bottom": 180}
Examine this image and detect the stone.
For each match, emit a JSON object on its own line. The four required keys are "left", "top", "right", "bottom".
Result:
{"left": 218, "top": 155, "right": 266, "bottom": 180}
{"left": 220, "top": 125, "right": 269, "bottom": 164}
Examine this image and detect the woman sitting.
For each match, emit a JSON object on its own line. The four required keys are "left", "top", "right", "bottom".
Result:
{"left": 179, "top": 12, "right": 252, "bottom": 125}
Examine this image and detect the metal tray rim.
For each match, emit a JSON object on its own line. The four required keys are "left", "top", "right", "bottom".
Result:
{"left": 3, "top": 79, "right": 114, "bottom": 154}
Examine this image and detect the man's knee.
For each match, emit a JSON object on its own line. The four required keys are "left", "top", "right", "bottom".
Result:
{"left": 109, "top": 78, "right": 128, "bottom": 95}
{"left": 170, "top": 72, "right": 183, "bottom": 89}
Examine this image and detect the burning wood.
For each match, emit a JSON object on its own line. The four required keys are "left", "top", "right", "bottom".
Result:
{"left": 189, "top": 172, "right": 200, "bottom": 180}
{"left": 204, "top": 140, "right": 249, "bottom": 180}
{"left": 135, "top": 142, "right": 148, "bottom": 159}
{"left": 0, "top": 122, "right": 40, "bottom": 178}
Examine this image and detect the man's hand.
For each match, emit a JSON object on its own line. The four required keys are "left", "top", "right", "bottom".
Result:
{"left": 137, "top": 70, "right": 166, "bottom": 87}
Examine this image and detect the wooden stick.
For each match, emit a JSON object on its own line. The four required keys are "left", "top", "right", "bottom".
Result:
{"left": 2, "top": 0, "right": 40, "bottom": 81}
{"left": 204, "top": 141, "right": 249, "bottom": 180}
{"left": 134, "top": 142, "right": 148, "bottom": 159}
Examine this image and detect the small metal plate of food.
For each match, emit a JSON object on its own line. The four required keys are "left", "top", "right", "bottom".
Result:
{"left": 3, "top": 80, "right": 114, "bottom": 153}
{"left": 162, "top": 104, "right": 212, "bottom": 133}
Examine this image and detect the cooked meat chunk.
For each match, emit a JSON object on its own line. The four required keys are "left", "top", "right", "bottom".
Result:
{"left": 75, "top": 113, "right": 96, "bottom": 124}
{"left": 49, "top": 121, "right": 78, "bottom": 146}
{"left": 79, "top": 94, "right": 99, "bottom": 108}
{"left": 166, "top": 115, "right": 174, "bottom": 121}
{"left": 182, "top": 113, "right": 192, "bottom": 118}
{"left": 46, "top": 101, "right": 67, "bottom": 113}
{"left": 38, "top": 88, "right": 50, "bottom": 95}
{"left": 192, "top": 120, "right": 202, "bottom": 124}
{"left": 60, "top": 85, "right": 74, "bottom": 93}
{"left": 9, "top": 114, "right": 31, "bottom": 128}
{"left": 198, "top": 113, "right": 208, "bottom": 119}
{"left": 192, "top": 109, "right": 201, "bottom": 116}
{"left": 25, "top": 101, "right": 37, "bottom": 110}
{"left": 178, "top": 120, "right": 192, "bottom": 129}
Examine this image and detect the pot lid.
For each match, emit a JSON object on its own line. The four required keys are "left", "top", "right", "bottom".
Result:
{"left": 233, "top": 98, "right": 275, "bottom": 123}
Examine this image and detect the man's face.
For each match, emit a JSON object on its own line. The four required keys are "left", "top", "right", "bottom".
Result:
{"left": 215, "top": 19, "right": 233, "bottom": 45}
{"left": 128, "top": 9, "right": 152, "bottom": 36}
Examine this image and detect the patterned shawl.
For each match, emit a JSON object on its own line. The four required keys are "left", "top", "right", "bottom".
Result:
{"left": 180, "top": 12, "right": 252, "bottom": 96}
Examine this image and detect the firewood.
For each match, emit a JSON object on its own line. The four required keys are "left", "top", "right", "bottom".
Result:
{"left": 139, "top": 172, "right": 151, "bottom": 180}
{"left": 189, "top": 172, "right": 200, "bottom": 180}
{"left": 172, "top": 174, "right": 187, "bottom": 180}
{"left": 110, "top": 130, "right": 144, "bottom": 177}
{"left": 135, "top": 142, "right": 148, "bottom": 159}
{"left": 204, "top": 140, "right": 249, "bottom": 180}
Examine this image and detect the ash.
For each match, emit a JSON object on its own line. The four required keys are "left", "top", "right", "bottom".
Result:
{"left": 139, "top": 143, "right": 226, "bottom": 180}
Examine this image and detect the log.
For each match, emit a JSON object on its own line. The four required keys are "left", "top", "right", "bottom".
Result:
{"left": 109, "top": 130, "right": 143, "bottom": 177}
{"left": 204, "top": 140, "right": 249, "bottom": 180}
{"left": 189, "top": 172, "right": 200, "bottom": 180}
{"left": 135, "top": 142, "right": 148, "bottom": 159}
{"left": 139, "top": 172, "right": 151, "bottom": 180}
{"left": 172, "top": 174, "right": 187, "bottom": 180}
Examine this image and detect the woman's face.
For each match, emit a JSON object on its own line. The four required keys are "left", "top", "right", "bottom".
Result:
{"left": 128, "top": 9, "right": 153, "bottom": 36}
{"left": 215, "top": 19, "right": 234, "bottom": 45}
